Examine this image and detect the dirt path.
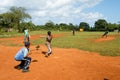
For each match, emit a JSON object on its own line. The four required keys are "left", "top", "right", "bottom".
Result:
{"left": 0, "top": 34, "right": 120, "bottom": 80}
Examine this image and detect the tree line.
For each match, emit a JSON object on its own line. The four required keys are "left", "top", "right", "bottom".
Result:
{"left": 0, "top": 6, "right": 120, "bottom": 33}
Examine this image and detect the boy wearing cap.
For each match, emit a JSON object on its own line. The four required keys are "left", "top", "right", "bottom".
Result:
{"left": 14, "top": 42, "right": 31, "bottom": 72}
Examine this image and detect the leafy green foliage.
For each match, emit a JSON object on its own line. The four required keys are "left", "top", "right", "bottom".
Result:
{"left": 0, "top": 6, "right": 120, "bottom": 33}
{"left": 94, "top": 19, "right": 108, "bottom": 31}
{"left": 0, "top": 6, "right": 31, "bottom": 32}
{"left": 79, "top": 22, "right": 90, "bottom": 31}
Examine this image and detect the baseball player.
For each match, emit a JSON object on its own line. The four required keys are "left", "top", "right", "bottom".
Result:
{"left": 40, "top": 31, "right": 53, "bottom": 57}
{"left": 14, "top": 42, "right": 31, "bottom": 72}
{"left": 45, "top": 31, "right": 53, "bottom": 57}
{"left": 102, "top": 29, "right": 109, "bottom": 38}
{"left": 72, "top": 28, "right": 75, "bottom": 36}
{"left": 24, "top": 28, "right": 30, "bottom": 42}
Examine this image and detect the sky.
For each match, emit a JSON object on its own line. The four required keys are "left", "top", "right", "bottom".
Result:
{"left": 0, "top": 0, "right": 120, "bottom": 26}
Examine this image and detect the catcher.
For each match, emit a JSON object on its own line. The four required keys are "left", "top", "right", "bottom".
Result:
{"left": 14, "top": 42, "right": 31, "bottom": 72}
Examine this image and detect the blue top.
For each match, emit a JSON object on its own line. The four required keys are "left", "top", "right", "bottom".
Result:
{"left": 24, "top": 29, "right": 28, "bottom": 36}
{"left": 15, "top": 47, "right": 29, "bottom": 61}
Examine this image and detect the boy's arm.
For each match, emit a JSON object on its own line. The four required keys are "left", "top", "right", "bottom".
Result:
{"left": 23, "top": 48, "right": 30, "bottom": 57}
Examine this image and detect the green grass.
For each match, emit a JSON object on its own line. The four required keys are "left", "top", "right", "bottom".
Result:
{"left": 53, "top": 32, "right": 120, "bottom": 56}
{"left": 31, "top": 31, "right": 120, "bottom": 56}
{"left": 0, "top": 31, "right": 120, "bottom": 56}
{"left": 0, "top": 31, "right": 23, "bottom": 38}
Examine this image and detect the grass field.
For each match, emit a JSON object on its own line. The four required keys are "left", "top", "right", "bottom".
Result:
{"left": 0, "top": 31, "right": 120, "bottom": 56}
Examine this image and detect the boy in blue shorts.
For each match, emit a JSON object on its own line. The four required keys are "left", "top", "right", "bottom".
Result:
{"left": 14, "top": 42, "right": 31, "bottom": 72}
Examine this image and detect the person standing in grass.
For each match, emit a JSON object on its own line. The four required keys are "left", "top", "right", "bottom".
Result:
{"left": 118, "top": 27, "right": 120, "bottom": 33}
{"left": 72, "top": 28, "right": 75, "bottom": 36}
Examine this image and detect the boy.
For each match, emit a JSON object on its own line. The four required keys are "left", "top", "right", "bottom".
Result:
{"left": 45, "top": 31, "right": 52, "bottom": 57}
{"left": 41, "top": 31, "right": 53, "bottom": 57}
{"left": 72, "top": 28, "right": 75, "bottom": 36}
{"left": 24, "top": 28, "right": 30, "bottom": 42}
{"left": 14, "top": 42, "right": 31, "bottom": 72}
{"left": 102, "top": 29, "right": 109, "bottom": 38}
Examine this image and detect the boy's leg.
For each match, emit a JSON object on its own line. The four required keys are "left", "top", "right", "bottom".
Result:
{"left": 14, "top": 60, "right": 25, "bottom": 70}
{"left": 24, "top": 35, "right": 27, "bottom": 42}
{"left": 102, "top": 32, "right": 107, "bottom": 38}
{"left": 105, "top": 34, "right": 108, "bottom": 38}
{"left": 22, "top": 57, "right": 31, "bottom": 72}
{"left": 45, "top": 44, "right": 52, "bottom": 57}
{"left": 27, "top": 36, "right": 30, "bottom": 42}
{"left": 18, "top": 60, "right": 25, "bottom": 67}
{"left": 24, "top": 35, "right": 29, "bottom": 42}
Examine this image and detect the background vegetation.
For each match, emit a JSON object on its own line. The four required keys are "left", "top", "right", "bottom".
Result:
{"left": 0, "top": 6, "right": 120, "bottom": 33}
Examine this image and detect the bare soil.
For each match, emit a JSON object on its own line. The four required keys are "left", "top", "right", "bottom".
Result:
{"left": 0, "top": 34, "right": 120, "bottom": 80}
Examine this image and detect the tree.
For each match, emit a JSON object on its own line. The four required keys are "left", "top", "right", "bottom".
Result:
{"left": 94, "top": 19, "right": 108, "bottom": 31}
{"left": 9, "top": 6, "right": 31, "bottom": 32}
{"left": 59, "top": 23, "right": 68, "bottom": 31}
{"left": 79, "top": 22, "right": 90, "bottom": 31}
{"left": 45, "top": 20, "right": 55, "bottom": 30}
{"left": 69, "top": 23, "right": 75, "bottom": 30}
{"left": 0, "top": 12, "right": 13, "bottom": 32}
{"left": 107, "top": 23, "right": 118, "bottom": 31}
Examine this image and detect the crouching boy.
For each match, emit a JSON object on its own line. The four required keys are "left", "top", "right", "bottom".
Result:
{"left": 14, "top": 42, "right": 31, "bottom": 72}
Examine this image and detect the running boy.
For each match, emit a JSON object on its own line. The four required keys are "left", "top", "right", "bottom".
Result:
{"left": 14, "top": 42, "right": 31, "bottom": 72}
{"left": 102, "top": 29, "right": 109, "bottom": 38}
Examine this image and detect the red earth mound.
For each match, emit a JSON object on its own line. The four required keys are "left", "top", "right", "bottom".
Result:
{"left": 94, "top": 36, "right": 115, "bottom": 42}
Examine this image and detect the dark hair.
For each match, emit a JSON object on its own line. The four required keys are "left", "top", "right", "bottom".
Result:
{"left": 47, "top": 31, "right": 51, "bottom": 36}
{"left": 24, "top": 42, "right": 30, "bottom": 47}
{"left": 24, "top": 27, "right": 27, "bottom": 30}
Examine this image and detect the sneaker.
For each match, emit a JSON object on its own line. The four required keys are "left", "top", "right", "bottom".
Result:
{"left": 22, "top": 69, "right": 29, "bottom": 72}
{"left": 26, "top": 67, "right": 30, "bottom": 69}
{"left": 48, "top": 52, "right": 52, "bottom": 56}
{"left": 45, "top": 54, "right": 49, "bottom": 57}
{"left": 14, "top": 66, "right": 22, "bottom": 70}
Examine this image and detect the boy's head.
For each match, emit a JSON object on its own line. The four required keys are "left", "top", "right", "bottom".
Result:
{"left": 24, "top": 27, "right": 27, "bottom": 30}
{"left": 47, "top": 31, "right": 51, "bottom": 36}
{"left": 24, "top": 42, "right": 30, "bottom": 48}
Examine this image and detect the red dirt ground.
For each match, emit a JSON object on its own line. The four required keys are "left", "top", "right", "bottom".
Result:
{"left": 0, "top": 34, "right": 120, "bottom": 80}
{"left": 94, "top": 36, "right": 115, "bottom": 42}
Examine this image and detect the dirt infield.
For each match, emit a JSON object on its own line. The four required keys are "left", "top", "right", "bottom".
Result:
{"left": 94, "top": 36, "right": 115, "bottom": 42}
{"left": 0, "top": 34, "right": 120, "bottom": 80}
